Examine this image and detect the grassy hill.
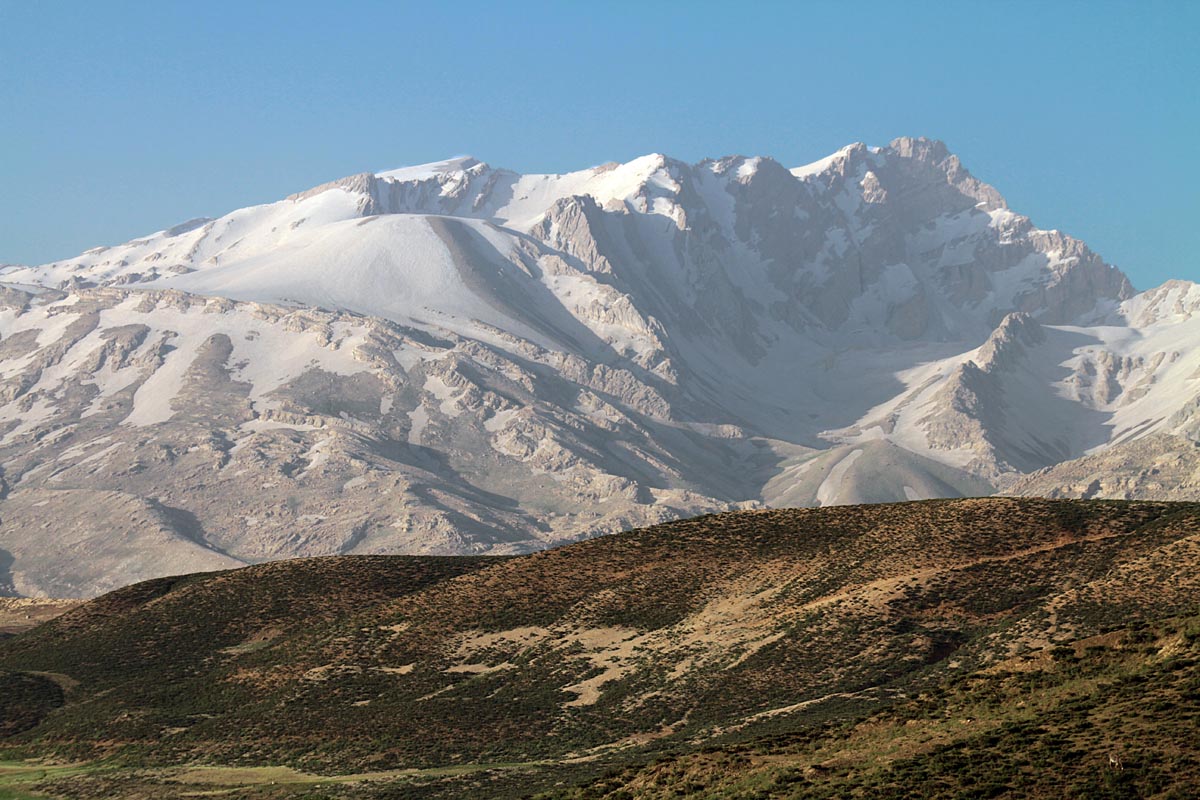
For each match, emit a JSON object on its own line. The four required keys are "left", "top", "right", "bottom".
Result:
{"left": 0, "top": 498, "right": 1197, "bottom": 798}
{"left": 0, "top": 599, "right": 79, "bottom": 639}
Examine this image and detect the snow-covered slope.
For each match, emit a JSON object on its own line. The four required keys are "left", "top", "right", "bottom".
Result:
{"left": 0, "top": 136, "right": 1190, "bottom": 596}
{"left": 827, "top": 285, "right": 1200, "bottom": 481}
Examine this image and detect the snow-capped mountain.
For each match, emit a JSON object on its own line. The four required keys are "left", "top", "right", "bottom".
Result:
{"left": 0, "top": 137, "right": 1192, "bottom": 597}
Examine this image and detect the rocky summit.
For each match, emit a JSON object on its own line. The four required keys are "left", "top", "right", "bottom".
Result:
{"left": 1, "top": 138, "right": 1197, "bottom": 597}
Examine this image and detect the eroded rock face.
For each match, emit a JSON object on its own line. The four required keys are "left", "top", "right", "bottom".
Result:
{"left": 0, "top": 288, "right": 759, "bottom": 596}
{"left": 0, "top": 140, "right": 1190, "bottom": 596}
{"left": 1004, "top": 434, "right": 1200, "bottom": 501}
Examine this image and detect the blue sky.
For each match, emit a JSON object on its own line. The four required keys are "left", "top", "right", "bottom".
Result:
{"left": 1, "top": 1, "right": 1196, "bottom": 289}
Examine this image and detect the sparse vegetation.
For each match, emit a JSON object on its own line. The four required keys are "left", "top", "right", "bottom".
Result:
{"left": 0, "top": 498, "right": 1197, "bottom": 798}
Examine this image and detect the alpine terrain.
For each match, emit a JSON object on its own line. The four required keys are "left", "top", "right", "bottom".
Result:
{"left": 2, "top": 137, "right": 1198, "bottom": 597}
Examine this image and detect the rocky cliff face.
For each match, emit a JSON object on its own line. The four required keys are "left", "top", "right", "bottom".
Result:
{"left": 0, "top": 138, "right": 1189, "bottom": 596}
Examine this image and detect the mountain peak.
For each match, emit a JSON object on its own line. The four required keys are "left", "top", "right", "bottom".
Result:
{"left": 887, "top": 136, "right": 952, "bottom": 162}
{"left": 375, "top": 155, "right": 485, "bottom": 182}
{"left": 790, "top": 143, "right": 870, "bottom": 178}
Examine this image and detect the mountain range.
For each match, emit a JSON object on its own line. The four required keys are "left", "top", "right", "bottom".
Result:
{"left": 2, "top": 137, "right": 1198, "bottom": 597}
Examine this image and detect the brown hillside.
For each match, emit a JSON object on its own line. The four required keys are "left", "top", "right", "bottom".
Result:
{"left": 0, "top": 498, "right": 1197, "bottom": 799}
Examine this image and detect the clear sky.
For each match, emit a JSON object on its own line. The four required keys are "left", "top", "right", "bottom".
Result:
{"left": 2, "top": 1, "right": 1196, "bottom": 289}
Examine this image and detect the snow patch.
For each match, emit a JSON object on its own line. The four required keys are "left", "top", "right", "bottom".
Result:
{"left": 815, "top": 449, "right": 863, "bottom": 506}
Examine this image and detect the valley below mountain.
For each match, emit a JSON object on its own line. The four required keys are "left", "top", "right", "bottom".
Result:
{"left": 0, "top": 498, "right": 1198, "bottom": 798}
{"left": 1, "top": 138, "right": 1198, "bottom": 597}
